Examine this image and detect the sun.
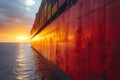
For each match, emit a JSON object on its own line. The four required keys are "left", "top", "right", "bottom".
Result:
{"left": 17, "top": 36, "right": 29, "bottom": 42}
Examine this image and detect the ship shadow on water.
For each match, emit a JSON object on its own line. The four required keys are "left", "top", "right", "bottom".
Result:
{"left": 31, "top": 48, "right": 73, "bottom": 80}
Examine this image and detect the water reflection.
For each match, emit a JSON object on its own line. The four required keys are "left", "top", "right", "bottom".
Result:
{"left": 15, "top": 53, "right": 27, "bottom": 79}
{"left": 0, "top": 43, "right": 61, "bottom": 80}
{"left": 32, "top": 51, "right": 55, "bottom": 80}
{"left": 13, "top": 43, "right": 35, "bottom": 80}
{"left": 14, "top": 43, "right": 56, "bottom": 80}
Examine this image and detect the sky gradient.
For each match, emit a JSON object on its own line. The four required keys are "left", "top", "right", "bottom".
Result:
{"left": 0, "top": 0, "right": 42, "bottom": 42}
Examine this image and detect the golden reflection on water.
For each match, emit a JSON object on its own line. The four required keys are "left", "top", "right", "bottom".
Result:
{"left": 11, "top": 43, "right": 56, "bottom": 80}
{"left": 0, "top": 43, "right": 59, "bottom": 80}
{"left": 15, "top": 43, "right": 27, "bottom": 80}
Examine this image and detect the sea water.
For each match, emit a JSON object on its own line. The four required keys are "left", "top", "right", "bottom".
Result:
{"left": 0, "top": 43, "right": 56, "bottom": 80}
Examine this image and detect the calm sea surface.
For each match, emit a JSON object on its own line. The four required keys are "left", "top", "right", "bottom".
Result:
{"left": 0, "top": 43, "right": 57, "bottom": 80}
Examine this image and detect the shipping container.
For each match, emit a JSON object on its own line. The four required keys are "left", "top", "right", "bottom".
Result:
{"left": 47, "top": 1, "right": 52, "bottom": 20}
{"left": 51, "top": 0, "right": 57, "bottom": 6}
{"left": 52, "top": 1, "right": 58, "bottom": 16}
{"left": 58, "top": 0, "right": 66, "bottom": 8}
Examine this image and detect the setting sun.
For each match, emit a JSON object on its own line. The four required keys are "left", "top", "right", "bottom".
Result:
{"left": 16, "top": 36, "right": 29, "bottom": 42}
{"left": 17, "top": 36, "right": 26, "bottom": 40}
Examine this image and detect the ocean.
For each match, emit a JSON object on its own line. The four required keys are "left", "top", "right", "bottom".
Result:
{"left": 0, "top": 43, "right": 57, "bottom": 80}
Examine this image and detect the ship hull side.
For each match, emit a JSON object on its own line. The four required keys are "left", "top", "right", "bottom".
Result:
{"left": 31, "top": 0, "right": 120, "bottom": 80}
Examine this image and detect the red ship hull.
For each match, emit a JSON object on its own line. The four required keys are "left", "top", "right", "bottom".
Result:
{"left": 31, "top": 0, "right": 120, "bottom": 80}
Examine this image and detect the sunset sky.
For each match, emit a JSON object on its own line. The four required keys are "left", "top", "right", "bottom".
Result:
{"left": 0, "top": 0, "right": 42, "bottom": 42}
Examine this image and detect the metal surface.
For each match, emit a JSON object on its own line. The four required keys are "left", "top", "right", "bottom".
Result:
{"left": 31, "top": 0, "right": 120, "bottom": 80}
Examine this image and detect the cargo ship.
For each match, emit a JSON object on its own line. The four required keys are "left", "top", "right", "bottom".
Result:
{"left": 31, "top": 0, "right": 120, "bottom": 80}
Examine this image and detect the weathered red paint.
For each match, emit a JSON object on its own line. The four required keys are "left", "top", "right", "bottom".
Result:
{"left": 31, "top": 0, "right": 120, "bottom": 80}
